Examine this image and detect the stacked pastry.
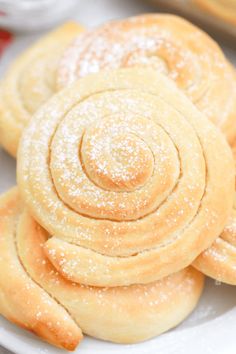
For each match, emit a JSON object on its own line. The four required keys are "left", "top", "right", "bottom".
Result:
{"left": 0, "top": 14, "right": 235, "bottom": 351}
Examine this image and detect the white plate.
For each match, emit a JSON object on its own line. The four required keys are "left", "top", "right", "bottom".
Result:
{"left": 0, "top": 1, "right": 236, "bottom": 353}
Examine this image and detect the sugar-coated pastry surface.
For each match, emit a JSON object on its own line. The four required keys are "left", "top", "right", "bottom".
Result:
{"left": 0, "top": 187, "right": 204, "bottom": 350}
{"left": 57, "top": 14, "right": 236, "bottom": 145}
{"left": 17, "top": 68, "right": 234, "bottom": 287}
{"left": 0, "top": 22, "right": 83, "bottom": 157}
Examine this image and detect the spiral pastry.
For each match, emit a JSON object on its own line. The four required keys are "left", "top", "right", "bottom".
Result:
{"left": 0, "top": 187, "right": 204, "bottom": 349}
{"left": 17, "top": 68, "right": 234, "bottom": 287}
{"left": 194, "top": 136, "right": 236, "bottom": 284}
{"left": 193, "top": 0, "right": 236, "bottom": 26}
{"left": 0, "top": 22, "right": 83, "bottom": 157}
{"left": 57, "top": 14, "right": 236, "bottom": 145}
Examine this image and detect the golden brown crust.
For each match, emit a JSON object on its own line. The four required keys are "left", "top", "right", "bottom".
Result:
{"left": 17, "top": 68, "right": 234, "bottom": 287}
{"left": 0, "top": 22, "right": 83, "bottom": 157}
{"left": 0, "top": 187, "right": 204, "bottom": 346}
{"left": 0, "top": 188, "right": 82, "bottom": 351}
{"left": 193, "top": 0, "right": 236, "bottom": 26}
{"left": 57, "top": 14, "right": 236, "bottom": 145}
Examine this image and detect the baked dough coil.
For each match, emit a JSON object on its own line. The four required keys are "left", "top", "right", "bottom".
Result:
{"left": 194, "top": 194, "right": 236, "bottom": 284}
{"left": 0, "top": 187, "right": 204, "bottom": 349}
{"left": 17, "top": 68, "right": 234, "bottom": 287}
{"left": 0, "top": 22, "right": 83, "bottom": 157}
{"left": 57, "top": 14, "right": 236, "bottom": 145}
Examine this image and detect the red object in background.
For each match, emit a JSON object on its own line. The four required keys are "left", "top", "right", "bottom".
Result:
{"left": 0, "top": 28, "right": 13, "bottom": 57}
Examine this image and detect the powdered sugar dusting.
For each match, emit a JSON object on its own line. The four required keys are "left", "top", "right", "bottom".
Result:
{"left": 57, "top": 14, "right": 236, "bottom": 134}
{"left": 18, "top": 66, "right": 233, "bottom": 288}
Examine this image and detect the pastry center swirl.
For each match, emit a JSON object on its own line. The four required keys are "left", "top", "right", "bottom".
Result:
{"left": 49, "top": 99, "right": 181, "bottom": 222}
{"left": 81, "top": 127, "right": 154, "bottom": 192}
